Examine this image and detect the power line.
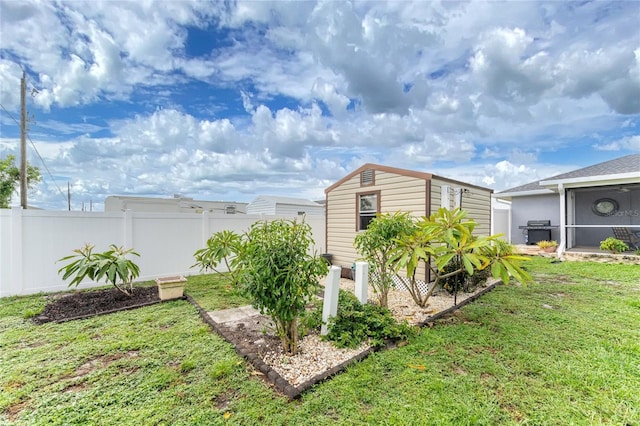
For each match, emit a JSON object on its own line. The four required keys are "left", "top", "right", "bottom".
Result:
{"left": 0, "top": 102, "right": 20, "bottom": 126}
{"left": 27, "top": 133, "right": 68, "bottom": 204}
{"left": 0, "top": 102, "right": 68, "bottom": 206}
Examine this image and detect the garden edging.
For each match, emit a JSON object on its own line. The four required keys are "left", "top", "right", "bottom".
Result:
{"left": 186, "top": 281, "right": 502, "bottom": 399}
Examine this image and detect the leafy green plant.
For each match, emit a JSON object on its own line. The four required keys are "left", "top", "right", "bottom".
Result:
{"left": 193, "top": 219, "right": 328, "bottom": 354}
{"left": 390, "top": 208, "right": 531, "bottom": 308}
{"left": 354, "top": 211, "right": 417, "bottom": 308}
{"left": 193, "top": 230, "right": 242, "bottom": 281}
{"left": 0, "top": 154, "right": 41, "bottom": 208}
{"left": 536, "top": 240, "right": 558, "bottom": 249}
{"left": 317, "top": 290, "right": 415, "bottom": 348}
{"left": 57, "top": 244, "right": 141, "bottom": 296}
{"left": 599, "top": 237, "right": 629, "bottom": 254}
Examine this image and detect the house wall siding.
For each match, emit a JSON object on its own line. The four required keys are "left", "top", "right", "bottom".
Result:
{"left": 247, "top": 197, "right": 325, "bottom": 216}
{"left": 510, "top": 194, "right": 561, "bottom": 244}
{"left": 246, "top": 198, "right": 274, "bottom": 215}
{"left": 275, "top": 204, "right": 324, "bottom": 216}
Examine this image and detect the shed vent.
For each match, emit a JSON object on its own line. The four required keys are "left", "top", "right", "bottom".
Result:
{"left": 361, "top": 169, "right": 374, "bottom": 186}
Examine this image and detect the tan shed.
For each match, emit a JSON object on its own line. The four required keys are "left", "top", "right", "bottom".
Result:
{"left": 324, "top": 163, "right": 493, "bottom": 281}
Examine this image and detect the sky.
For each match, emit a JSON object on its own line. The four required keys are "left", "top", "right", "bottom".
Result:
{"left": 0, "top": 0, "right": 639, "bottom": 211}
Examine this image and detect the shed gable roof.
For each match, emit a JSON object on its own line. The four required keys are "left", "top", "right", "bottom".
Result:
{"left": 325, "top": 163, "right": 492, "bottom": 194}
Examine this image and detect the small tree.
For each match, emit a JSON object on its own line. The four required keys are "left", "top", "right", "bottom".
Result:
{"left": 193, "top": 219, "right": 328, "bottom": 354}
{"left": 354, "top": 211, "right": 417, "bottom": 307}
{"left": 0, "top": 155, "right": 41, "bottom": 208}
{"left": 193, "top": 230, "right": 242, "bottom": 282}
{"left": 58, "top": 244, "right": 141, "bottom": 296}
{"left": 390, "top": 208, "right": 531, "bottom": 308}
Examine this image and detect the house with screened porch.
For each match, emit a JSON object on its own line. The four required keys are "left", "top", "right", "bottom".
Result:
{"left": 324, "top": 164, "right": 493, "bottom": 281}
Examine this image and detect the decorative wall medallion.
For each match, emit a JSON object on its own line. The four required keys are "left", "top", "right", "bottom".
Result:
{"left": 592, "top": 198, "right": 618, "bottom": 216}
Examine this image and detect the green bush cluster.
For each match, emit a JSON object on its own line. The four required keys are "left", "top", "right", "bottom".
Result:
{"left": 599, "top": 237, "right": 628, "bottom": 254}
{"left": 305, "top": 290, "right": 416, "bottom": 349}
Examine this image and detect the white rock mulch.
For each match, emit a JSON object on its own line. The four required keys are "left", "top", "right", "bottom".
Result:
{"left": 259, "top": 277, "right": 495, "bottom": 388}
{"left": 262, "top": 335, "right": 369, "bottom": 387}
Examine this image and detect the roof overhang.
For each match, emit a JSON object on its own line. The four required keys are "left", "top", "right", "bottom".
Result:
{"left": 539, "top": 172, "right": 640, "bottom": 189}
{"left": 492, "top": 188, "right": 555, "bottom": 201}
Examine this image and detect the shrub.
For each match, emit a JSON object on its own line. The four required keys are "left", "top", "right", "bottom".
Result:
{"left": 354, "top": 212, "right": 417, "bottom": 308}
{"left": 536, "top": 240, "right": 558, "bottom": 249}
{"left": 193, "top": 219, "right": 328, "bottom": 355}
{"left": 57, "top": 244, "right": 141, "bottom": 296}
{"left": 600, "top": 237, "right": 628, "bottom": 254}
{"left": 318, "top": 290, "right": 415, "bottom": 349}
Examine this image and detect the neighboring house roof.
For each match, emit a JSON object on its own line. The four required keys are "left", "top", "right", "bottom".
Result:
{"left": 249, "top": 195, "right": 322, "bottom": 207}
{"left": 495, "top": 154, "right": 640, "bottom": 199}
{"left": 325, "top": 163, "right": 493, "bottom": 194}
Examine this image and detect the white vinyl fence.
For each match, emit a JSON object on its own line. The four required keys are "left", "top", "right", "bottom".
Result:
{"left": 0, "top": 208, "right": 326, "bottom": 297}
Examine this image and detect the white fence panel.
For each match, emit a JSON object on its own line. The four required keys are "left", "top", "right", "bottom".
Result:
{"left": 0, "top": 208, "right": 326, "bottom": 297}
{"left": 20, "top": 210, "right": 125, "bottom": 296}
{"left": 131, "top": 212, "right": 203, "bottom": 279}
{"left": 492, "top": 208, "right": 511, "bottom": 242}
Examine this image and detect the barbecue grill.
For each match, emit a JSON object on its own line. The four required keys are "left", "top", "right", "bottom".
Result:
{"left": 518, "top": 220, "right": 557, "bottom": 245}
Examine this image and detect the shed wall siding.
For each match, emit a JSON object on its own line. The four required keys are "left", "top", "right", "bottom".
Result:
{"left": 326, "top": 171, "right": 428, "bottom": 269}
{"left": 430, "top": 179, "right": 492, "bottom": 236}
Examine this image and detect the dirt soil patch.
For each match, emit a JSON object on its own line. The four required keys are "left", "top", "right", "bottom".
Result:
{"left": 33, "top": 286, "right": 162, "bottom": 324}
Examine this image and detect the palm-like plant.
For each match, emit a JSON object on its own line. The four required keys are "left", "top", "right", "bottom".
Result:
{"left": 58, "top": 244, "right": 141, "bottom": 296}
{"left": 390, "top": 208, "right": 531, "bottom": 308}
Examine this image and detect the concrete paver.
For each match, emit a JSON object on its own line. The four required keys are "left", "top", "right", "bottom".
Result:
{"left": 207, "top": 305, "right": 260, "bottom": 324}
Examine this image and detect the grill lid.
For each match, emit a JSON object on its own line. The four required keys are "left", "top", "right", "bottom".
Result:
{"left": 527, "top": 220, "right": 551, "bottom": 226}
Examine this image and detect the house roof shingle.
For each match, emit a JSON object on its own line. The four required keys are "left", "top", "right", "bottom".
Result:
{"left": 497, "top": 154, "right": 640, "bottom": 195}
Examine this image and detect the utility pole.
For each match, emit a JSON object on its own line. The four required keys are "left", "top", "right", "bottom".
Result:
{"left": 20, "top": 71, "right": 27, "bottom": 209}
{"left": 67, "top": 181, "right": 71, "bottom": 211}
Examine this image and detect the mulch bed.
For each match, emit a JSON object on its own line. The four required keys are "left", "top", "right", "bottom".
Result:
{"left": 32, "top": 286, "right": 165, "bottom": 324}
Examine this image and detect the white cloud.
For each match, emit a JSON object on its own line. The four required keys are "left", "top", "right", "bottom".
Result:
{"left": 1, "top": 0, "right": 638, "bottom": 210}
{"left": 593, "top": 135, "right": 640, "bottom": 152}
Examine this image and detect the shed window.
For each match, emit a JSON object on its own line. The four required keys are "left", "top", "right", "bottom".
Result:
{"left": 361, "top": 169, "right": 375, "bottom": 186}
{"left": 358, "top": 192, "right": 379, "bottom": 230}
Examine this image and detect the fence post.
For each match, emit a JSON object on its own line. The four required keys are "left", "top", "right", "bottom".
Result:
{"left": 321, "top": 265, "right": 341, "bottom": 336}
{"left": 354, "top": 262, "right": 368, "bottom": 304}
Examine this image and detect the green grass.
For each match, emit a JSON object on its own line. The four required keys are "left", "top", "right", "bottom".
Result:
{"left": 1, "top": 259, "right": 638, "bottom": 425}
{"left": 183, "top": 273, "right": 250, "bottom": 311}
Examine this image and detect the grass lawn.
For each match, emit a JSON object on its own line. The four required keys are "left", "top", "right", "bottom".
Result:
{"left": 1, "top": 257, "right": 638, "bottom": 425}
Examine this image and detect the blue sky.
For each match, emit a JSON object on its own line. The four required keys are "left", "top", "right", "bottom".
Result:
{"left": 1, "top": 0, "right": 639, "bottom": 210}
